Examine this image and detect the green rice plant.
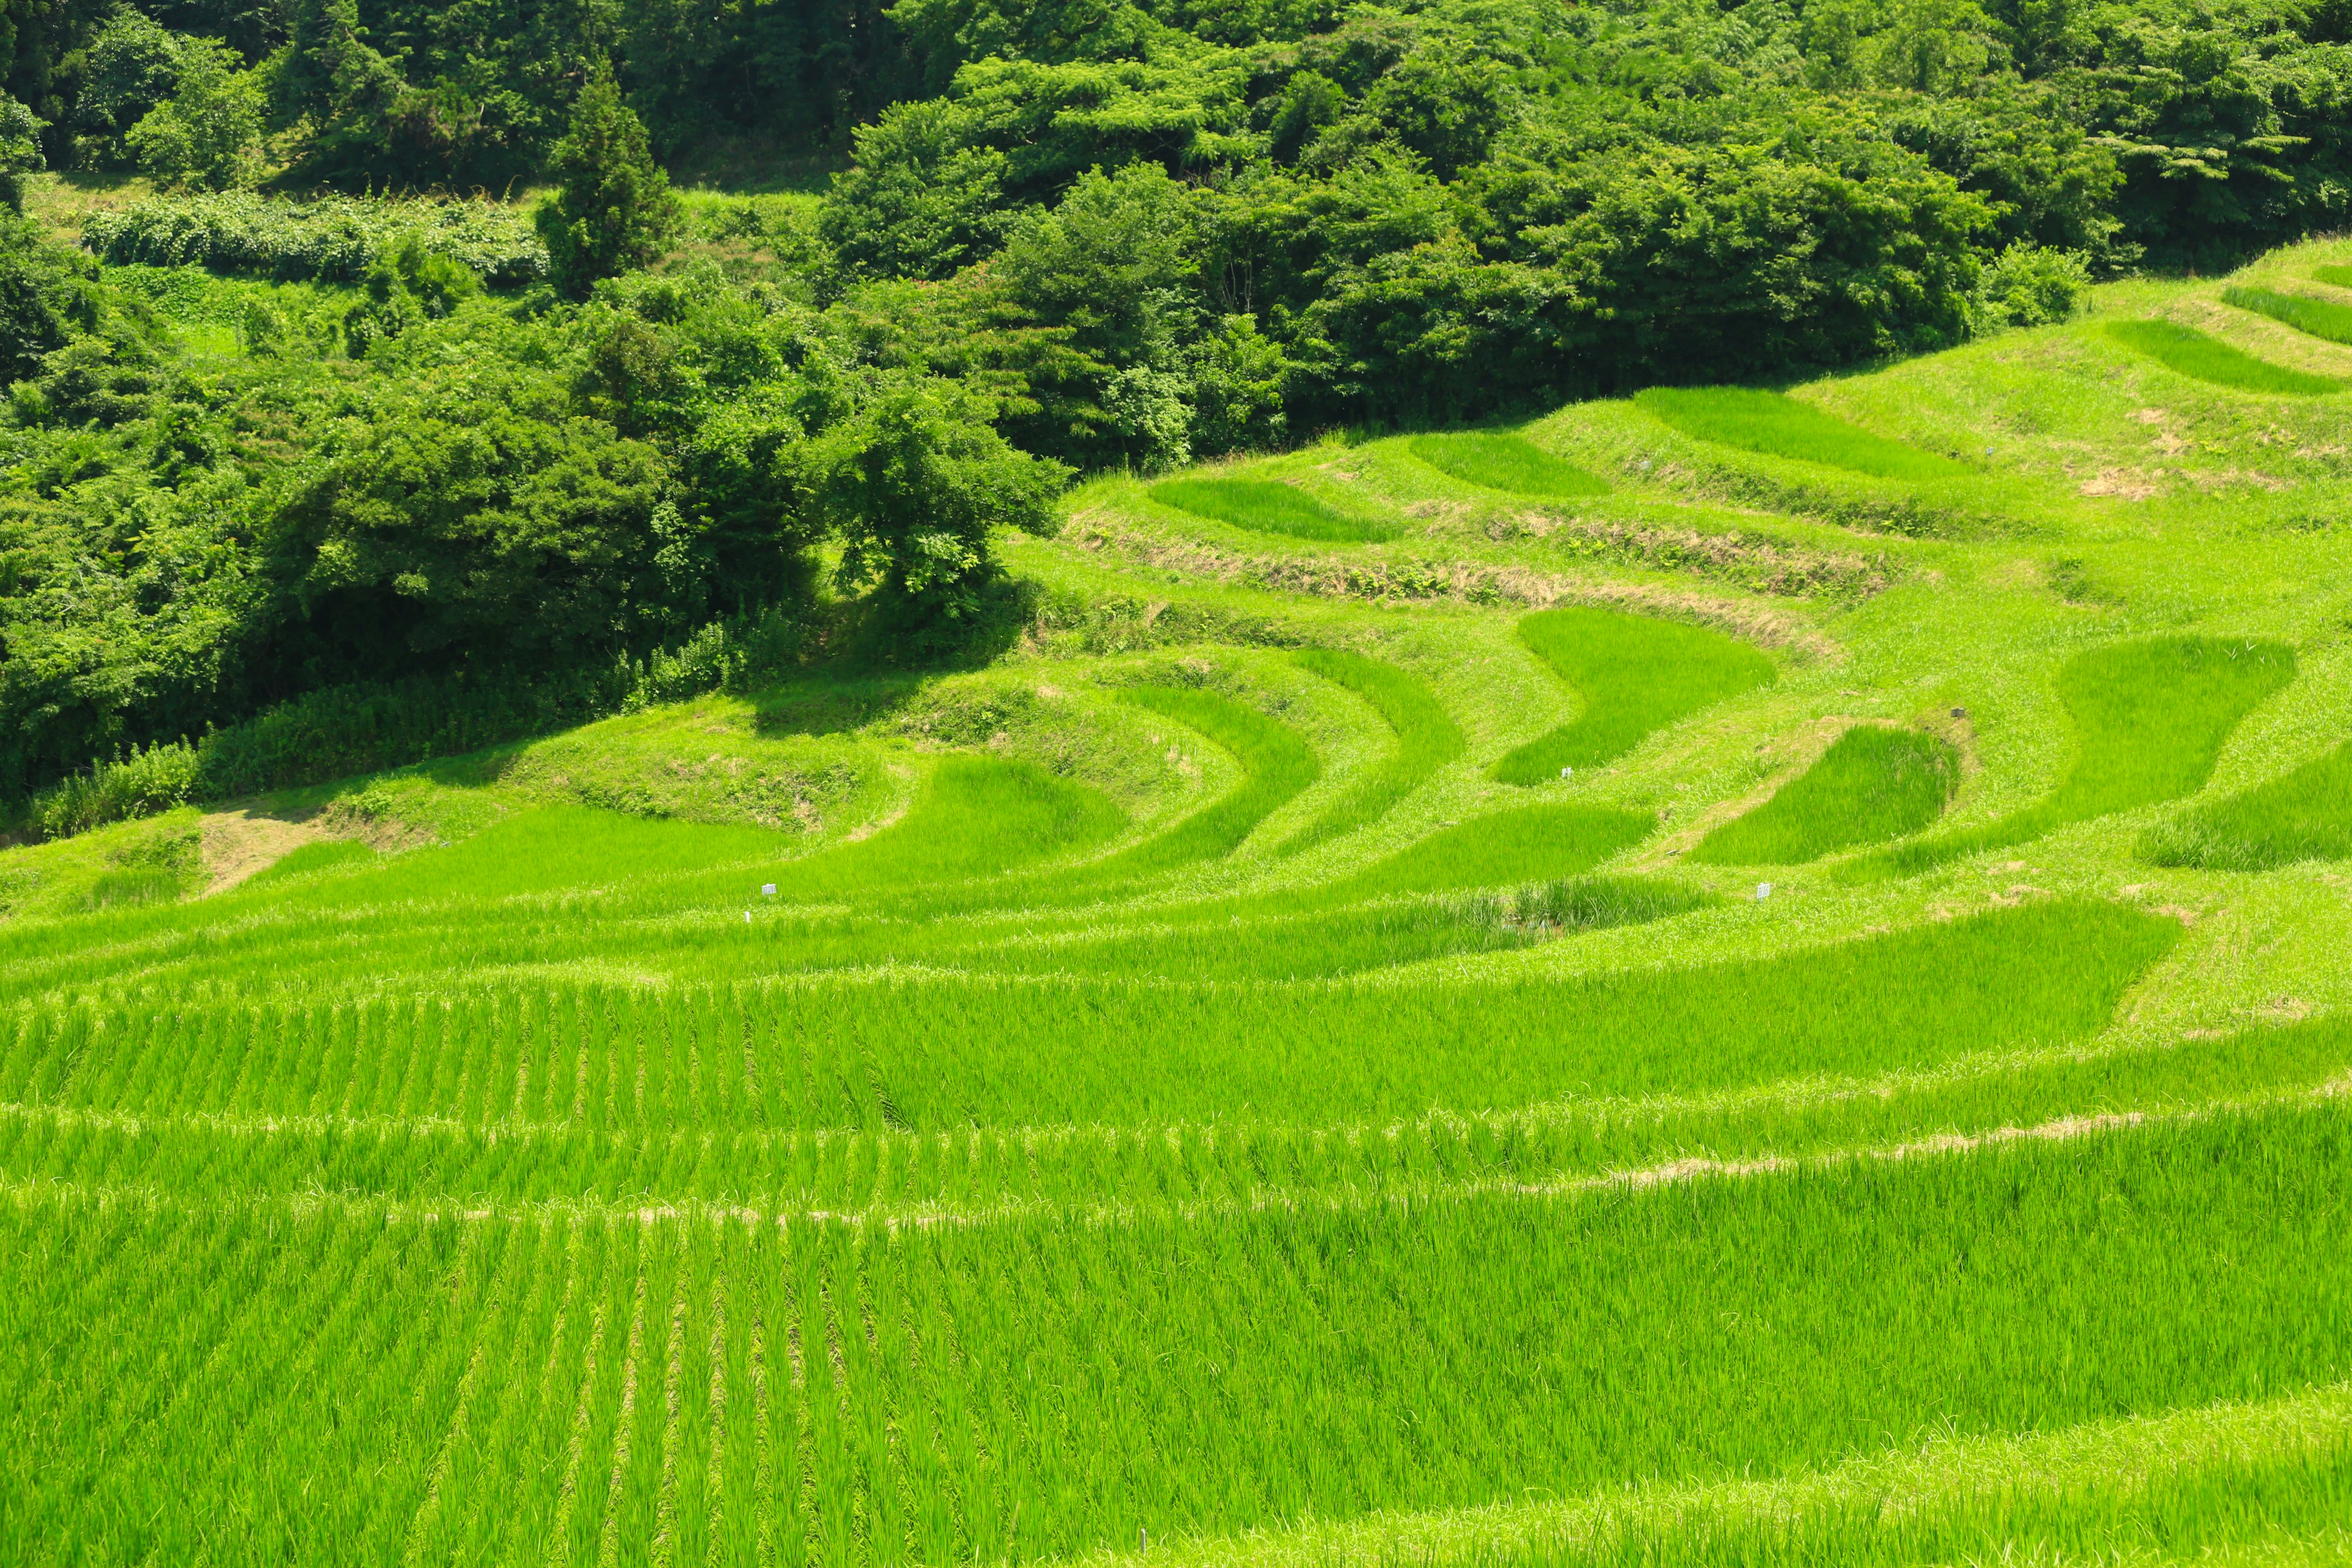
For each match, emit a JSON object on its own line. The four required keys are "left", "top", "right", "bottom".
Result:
{"left": 2222, "top": 284, "right": 2352, "bottom": 346}
{"left": 1322, "top": 804, "right": 1656, "bottom": 900}
{"left": 75, "top": 867, "right": 184, "bottom": 911}
{"left": 1493, "top": 606, "right": 1777, "bottom": 785}
{"left": 1148, "top": 477, "right": 1398, "bottom": 542}
{"left": 1513, "top": 875, "right": 1715, "bottom": 930}
{"left": 1076, "top": 685, "right": 1321, "bottom": 877}
{"left": 770, "top": 756, "right": 1125, "bottom": 899}
{"left": 241, "top": 838, "right": 378, "bottom": 885}
{"left": 2140, "top": 737, "right": 2352, "bottom": 871}
{"left": 1691, "top": 726, "right": 1959, "bottom": 865}
{"left": 1283, "top": 649, "right": 1464, "bottom": 852}
{"left": 1634, "top": 388, "right": 1972, "bottom": 480}
{"left": 2314, "top": 263, "right": 2352, "bottom": 290}
{"left": 2102, "top": 320, "right": 2339, "bottom": 395}
{"left": 1858, "top": 637, "right": 2294, "bottom": 878}
{"left": 1408, "top": 432, "right": 1609, "bottom": 496}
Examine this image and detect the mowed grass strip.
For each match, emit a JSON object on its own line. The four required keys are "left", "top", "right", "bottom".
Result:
{"left": 1494, "top": 607, "right": 1777, "bottom": 785}
{"left": 11, "top": 1103, "right": 2352, "bottom": 1563}
{"left": 1692, "top": 726, "right": 1958, "bottom": 865}
{"left": 2103, "top": 320, "right": 2339, "bottom": 395}
{"left": 2141, "top": 737, "right": 2352, "bottom": 871}
{"left": 1858, "top": 636, "right": 2295, "bottom": 878}
{"left": 1150, "top": 477, "right": 1398, "bottom": 542}
{"left": 13, "top": 901, "right": 2177, "bottom": 1133}
{"left": 1284, "top": 649, "right": 1464, "bottom": 853}
{"left": 1408, "top": 432, "right": 1608, "bottom": 496}
{"left": 1634, "top": 387, "right": 1971, "bottom": 480}
{"left": 2222, "top": 283, "right": 2352, "bottom": 347}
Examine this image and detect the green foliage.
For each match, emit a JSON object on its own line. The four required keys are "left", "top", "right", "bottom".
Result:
{"left": 2103, "top": 320, "right": 2339, "bottom": 396}
{"left": 123, "top": 37, "right": 264, "bottom": 192}
{"left": 1969, "top": 242, "right": 2091, "bottom": 330}
{"left": 2141, "top": 739, "right": 2352, "bottom": 872}
{"left": 82, "top": 193, "right": 550, "bottom": 287}
{"left": 537, "top": 74, "right": 685, "bottom": 300}
{"left": 1408, "top": 432, "right": 1607, "bottom": 496}
{"left": 0, "top": 90, "right": 41, "bottom": 212}
{"left": 339, "top": 235, "right": 480, "bottom": 356}
{"left": 1637, "top": 388, "right": 1973, "bottom": 480}
{"left": 21, "top": 741, "right": 203, "bottom": 840}
{"left": 1692, "top": 726, "right": 1961, "bottom": 865}
{"left": 1493, "top": 607, "right": 1778, "bottom": 785}
{"left": 1864, "top": 638, "right": 2297, "bottom": 878}
{"left": 2222, "top": 284, "right": 2352, "bottom": 347}
{"left": 1148, "top": 477, "right": 1396, "bottom": 541}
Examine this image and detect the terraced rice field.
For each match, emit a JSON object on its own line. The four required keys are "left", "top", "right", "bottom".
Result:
{"left": 12, "top": 243, "right": 2352, "bottom": 1564}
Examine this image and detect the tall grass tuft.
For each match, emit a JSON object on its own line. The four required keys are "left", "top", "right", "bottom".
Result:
{"left": 1493, "top": 607, "right": 1777, "bottom": 785}
{"left": 1408, "top": 432, "right": 1609, "bottom": 496}
{"left": 1149, "top": 478, "right": 1399, "bottom": 542}
{"left": 1635, "top": 388, "right": 1972, "bottom": 480}
{"left": 2103, "top": 320, "right": 2339, "bottom": 394}
{"left": 1692, "top": 726, "right": 1959, "bottom": 865}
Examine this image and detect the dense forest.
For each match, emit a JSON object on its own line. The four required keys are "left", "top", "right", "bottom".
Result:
{"left": 4, "top": 0, "right": 2350, "bottom": 820}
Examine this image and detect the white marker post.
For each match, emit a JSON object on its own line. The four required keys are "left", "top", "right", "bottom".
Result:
{"left": 1756, "top": 882, "right": 1773, "bottom": 902}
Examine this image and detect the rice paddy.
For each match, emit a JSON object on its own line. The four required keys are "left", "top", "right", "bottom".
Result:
{"left": 2103, "top": 318, "right": 2341, "bottom": 394}
{"left": 11, "top": 245, "right": 2352, "bottom": 1565}
{"left": 2223, "top": 283, "right": 2352, "bottom": 346}
{"left": 1492, "top": 606, "right": 1777, "bottom": 784}
{"left": 1408, "top": 432, "right": 1610, "bottom": 495}
{"left": 1633, "top": 387, "right": 1972, "bottom": 479}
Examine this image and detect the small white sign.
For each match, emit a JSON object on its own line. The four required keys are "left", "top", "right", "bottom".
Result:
{"left": 761, "top": 883, "right": 777, "bottom": 897}
{"left": 1756, "top": 882, "right": 1773, "bottom": 901}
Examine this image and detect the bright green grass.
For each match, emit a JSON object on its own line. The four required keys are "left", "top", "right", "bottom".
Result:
{"left": 8, "top": 901, "right": 2176, "bottom": 1132}
{"left": 1322, "top": 804, "right": 1657, "bottom": 900}
{"left": 2222, "top": 284, "right": 2352, "bottom": 347}
{"left": 2315, "top": 263, "right": 2352, "bottom": 290}
{"left": 1692, "top": 726, "right": 1959, "bottom": 865}
{"left": 2103, "top": 320, "right": 2340, "bottom": 395}
{"left": 1860, "top": 637, "right": 2296, "bottom": 878}
{"left": 1408, "top": 432, "right": 1609, "bottom": 496}
{"left": 1283, "top": 649, "right": 1463, "bottom": 852}
{"left": 766, "top": 755, "right": 1124, "bottom": 899}
{"left": 1635, "top": 387, "right": 1972, "bottom": 480}
{"left": 244, "top": 838, "right": 379, "bottom": 886}
{"left": 8, "top": 1103, "right": 2347, "bottom": 1564}
{"left": 1087, "top": 685, "right": 1320, "bottom": 876}
{"left": 1149, "top": 477, "right": 1398, "bottom": 542}
{"left": 2141, "top": 737, "right": 2352, "bottom": 872}
{"left": 1494, "top": 607, "right": 1777, "bottom": 785}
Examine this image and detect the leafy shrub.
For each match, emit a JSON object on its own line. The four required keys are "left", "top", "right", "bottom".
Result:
{"left": 24, "top": 742, "right": 203, "bottom": 840}
{"left": 1970, "top": 244, "right": 2092, "bottom": 331}
{"left": 81, "top": 193, "right": 549, "bottom": 288}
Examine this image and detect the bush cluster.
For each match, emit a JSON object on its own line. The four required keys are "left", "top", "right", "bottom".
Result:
{"left": 81, "top": 192, "right": 549, "bottom": 288}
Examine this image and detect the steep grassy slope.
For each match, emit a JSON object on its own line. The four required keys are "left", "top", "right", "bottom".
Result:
{"left": 9, "top": 242, "right": 2352, "bottom": 1567}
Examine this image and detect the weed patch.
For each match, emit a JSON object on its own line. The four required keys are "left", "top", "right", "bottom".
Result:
{"left": 1635, "top": 388, "right": 1971, "bottom": 480}
{"left": 1494, "top": 607, "right": 1777, "bottom": 784}
{"left": 1693, "top": 726, "right": 1959, "bottom": 865}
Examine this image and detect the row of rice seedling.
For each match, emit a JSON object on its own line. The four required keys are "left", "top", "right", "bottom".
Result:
{"left": 1691, "top": 725, "right": 1958, "bottom": 865}
{"left": 2103, "top": 320, "right": 2340, "bottom": 394}
{"left": 2223, "top": 283, "right": 2352, "bottom": 346}
{"left": 10, "top": 1009, "right": 2346, "bottom": 1219}
{"left": 1281, "top": 649, "right": 1464, "bottom": 852}
{"left": 1493, "top": 606, "right": 1778, "bottom": 785}
{"left": 9, "top": 1104, "right": 2351, "bottom": 1564}
{"left": 0, "top": 902, "right": 2178, "bottom": 1135}
{"left": 2141, "top": 736, "right": 2352, "bottom": 871}
{"left": 766, "top": 757, "right": 1128, "bottom": 895}
{"left": 1406, "top": 432, "right": 1609, "bottom": 496}
{"left": 1634, "top": 388, "right": 1973, "bottom": 479}
{"left": 1854, "top": 636, "right": 2294, "bottom": 878}
{"left": 1148, "top": 478, "right": 1398, "bottom": 542}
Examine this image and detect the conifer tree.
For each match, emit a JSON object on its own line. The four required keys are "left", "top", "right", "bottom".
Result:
{"left": 536, "top": 71, "right": 683, "bottom": 298}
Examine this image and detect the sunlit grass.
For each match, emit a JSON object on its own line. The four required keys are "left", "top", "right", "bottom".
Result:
{"left": 1635, "top": 387, "right": 1971, "bottom": 480}
{"left": 1692, "top": 726, "right": 1958, "bottom": 865}
{"left": 1493, "top": 607, "right": 1777, "bottom": 785}
{"left": 2222, "top": 284, "right": 2352, "bottom": 347}
{"left": 1283, "top": 649, "right": 1463, "bottom": 852}
{"left": 1408, "top": 432, "right": 1608, "bottom": 496}
{"left": 1150, "top": 477, "right": 1398, "bottom": 542}
{"left": 2141, "top": 737, "right": 2352, "bottom": 872}
{"left": 2103, "top": 320, "right": 2339, "bottom": 395}
{"left": 1856, "top": 637, "right": 2295, "bottom": 878}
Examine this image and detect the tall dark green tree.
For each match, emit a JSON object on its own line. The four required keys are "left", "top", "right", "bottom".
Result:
{"left": 536, "top": 72, "right": 684, "bottom": 299}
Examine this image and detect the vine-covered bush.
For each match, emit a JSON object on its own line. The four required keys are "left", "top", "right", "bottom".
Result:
{"left": 81, "top": 193, "right": 550, "bottom": 288}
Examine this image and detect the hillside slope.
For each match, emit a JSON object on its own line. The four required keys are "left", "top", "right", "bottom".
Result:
{"left": 7, "top": 249, "right": 2352, "bottom": 1562}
